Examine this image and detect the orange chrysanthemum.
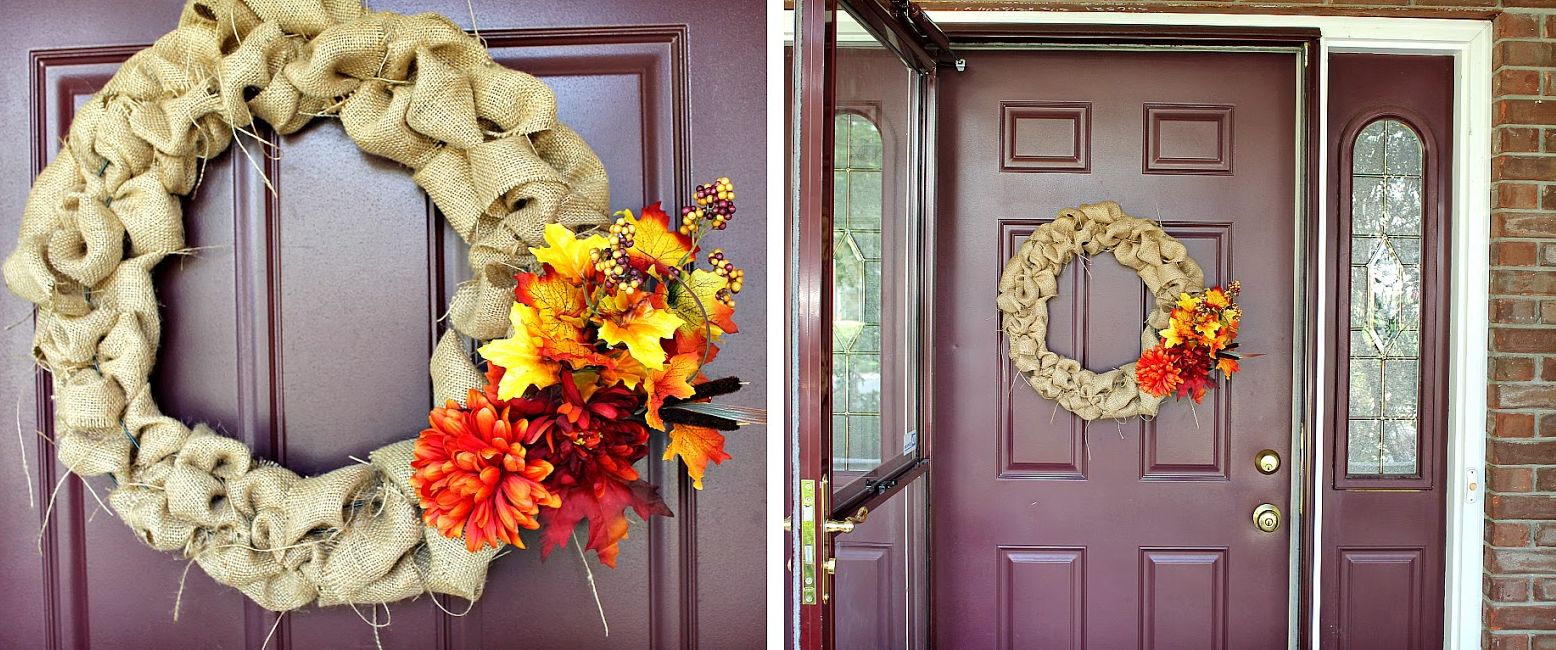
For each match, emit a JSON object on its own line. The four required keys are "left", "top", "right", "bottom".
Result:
{"left": 412, "top": 389, "right": 562, "bottom": 552}
{"left": 1135, "top": 346, "right": 1184, "bottom": 397}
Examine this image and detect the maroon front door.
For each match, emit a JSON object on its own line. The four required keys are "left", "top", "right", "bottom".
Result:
{"left": 932, "top": 47, "right": 1302, "bottom": 648}
{"left": 0, "top": 1, "right": 766, "bottom": 647}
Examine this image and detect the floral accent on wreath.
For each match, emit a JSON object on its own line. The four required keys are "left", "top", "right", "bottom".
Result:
{"left": 1135, "top": 281, "right": 1245, "bottom": 403}
{"left": 413, "top": 178, "right": 755, "bottom": 565}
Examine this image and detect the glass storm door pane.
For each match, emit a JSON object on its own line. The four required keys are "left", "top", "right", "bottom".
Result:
{"left": 1346, "top": 119, "right": 1424, "bottom": 477}
{"left": 830, "top": 9, "right": 919, "bottom": 481}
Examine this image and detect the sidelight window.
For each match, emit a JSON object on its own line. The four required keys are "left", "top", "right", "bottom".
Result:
{"left": 832, "top": 111, "right": 885, "bottom": 471}
{"left": 1345, "top": 118, "right": 1424, "bottom": 477}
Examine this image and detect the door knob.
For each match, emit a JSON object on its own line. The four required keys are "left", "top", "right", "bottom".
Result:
{"left": 1255, "top": 449, "right": 1281, "bottom": 474}
{"left": 1253, "top": 503, "right": 1281, "bottom": 533}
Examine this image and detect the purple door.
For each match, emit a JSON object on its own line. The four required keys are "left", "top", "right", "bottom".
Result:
{"left": 932, "top": 48, "right": 1301, "bottom": 648}
{"left": 0, "top": 1, "right": 766, "bottom": 647}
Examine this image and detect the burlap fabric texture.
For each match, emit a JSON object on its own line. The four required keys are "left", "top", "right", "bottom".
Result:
{"left": 2, "top": 0, "right": 611, "bottom": 611}
{"left": 996, "top": 201, "right": 1205, "bottom": 421}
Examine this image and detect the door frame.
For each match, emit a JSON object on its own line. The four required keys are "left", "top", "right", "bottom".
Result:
{"left": 906, "top": 11, "right": 1491, "bottom": 648}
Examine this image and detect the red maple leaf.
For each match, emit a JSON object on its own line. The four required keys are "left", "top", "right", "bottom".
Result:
{"left": 538, "top": 479, "right": 672, "bottom": 567}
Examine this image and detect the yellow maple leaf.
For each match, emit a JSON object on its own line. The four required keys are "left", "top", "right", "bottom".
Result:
{"left": 664, "top": 424, "right": 731, "bottom": 490}
{"left": 666, "top": 269, "right": 737, "bottom": 338}
{"left": 596, "top": 293, "right": 682, "bottom": 370}
{"left": 643, "top": 353, "right": 700, "bottom": 431}
{"left": 1196, "top": 316, "right": 1221, "bottom": 336}
{"left": 477, "top": 304, "right": 561, "bottom": 400}
{"left": 1159, "top": 326, "right": 1185, "bottom": 348}
{"left": 1176, "top": 292, "right": 1200, "bottom": 311}
{"left": 531, "top": 222, "right": 607, "bottom": 283}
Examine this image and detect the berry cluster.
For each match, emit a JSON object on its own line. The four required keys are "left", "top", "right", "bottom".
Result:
{"left": 591, "top": 215, "right": 646, "bottom": 294}
{"left": 679, "top": 177, "right": 737, "bottom": 236}
{"left": 707, "top": 249, "right": 744, "bottom": 308}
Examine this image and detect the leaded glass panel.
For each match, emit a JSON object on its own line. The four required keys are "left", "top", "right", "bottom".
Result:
{"left": 1346, "top": 119, "right": 1424, "bottom": 477}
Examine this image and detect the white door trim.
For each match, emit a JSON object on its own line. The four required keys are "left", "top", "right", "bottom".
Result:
{"left": 920, "top": 11, "right": 1491, "bottom": 649}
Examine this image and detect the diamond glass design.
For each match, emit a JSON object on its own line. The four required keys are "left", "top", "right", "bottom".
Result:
{"left": 1345, "top": 119, "right": 1424, "bottom": 477}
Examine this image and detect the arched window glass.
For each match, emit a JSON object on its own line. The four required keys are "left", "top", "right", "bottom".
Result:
{"left": 832, "top": 111, "right": 883, "bottom": 471}
{"left": 1346, "top": 119, "right": 1424, "bottom": 477}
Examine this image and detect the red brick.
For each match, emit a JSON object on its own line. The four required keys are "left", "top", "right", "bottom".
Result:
{"left": 1544, "top": 186, "right": 1556, "bottom": 210}
{"left": 1536, "top": 467, "right": 1556, "bottom": 490}
{"left": 1544, "top": 357, "right": 1556, "bottom": 381}
{"left": 1503, "top": 127, "right": 1547, "bottom": 152}
{"left": 1500, "top": 521, "right": 1538, "bottom": 546}
{"left": 1500, "top": 240, "right": 1544, "bottom": 265}
{"left": 1491, "top": 604, "right": 1556, "bottom": 630}
{"left": 1492, "top": 496, "right": 1556, "bottom": 521}
{"left": 1492, "top": 270, "right": 1556, "bottom": 295}
{"left": 1498, "top": 12, "right": 1542, "bottom": 38}
{"left": 1501, "top": 576, "right": 1537, "bottom": 601}
{"left": 1501, "top": 70, "right": 1545, "bottom": 98}
{"left": 1541, "top": 578, "right": 1556, "bottom": 601}
{"left": 1546, "top": 301, "right": 1556, "bottom": 324}
{"left": 1494, "top": 298, "right": 1543, "bottom": 324}
{"left": 1498, "top": 99, "right": 1556, "bottom": 125}
{"left": 1544, "top": 243, "right": 1556, "bottom": 266}
{"left": 1496, "top": 212, "right": 1556, "bottom": 238}
{"left": 1494, "top": 634, "right": 1533, "bottom": 650}
{"left": 1547, "top": 14, "right": 1556, "bottom": 38}
{"left": 1547, "top": 129, "right": 1556, "bottom": 152}
{"left": 1497, "top": 357, "right": 1540, "bottom": 381}
{"left": 1536, "top": 635, "right": 1556, "bottom": 650}
{"left": 1544, "top": 414, "right": 1556, "bottom": 438}
{"left": 1497, "top": 155, "right": 1556, "bottom": 182}
{"left": 1500, "top": 412, "right": 1540, "bottom": 438}
{"left": 1541, "top": 524, "right": 1556, "bottom": 546}
{"left": 1502, "top": 466, "right": 1539, "bottom": 492}
{"left": 1505, "top": 0, "right": 1556, "bottom": 9}
{"left": 1494, "top": 385, "right": 1556, "bottom": 409}
{"left": 1500, "top": 41, "right": 1556, "bottom": 67}
{"left": 1495, "top": 329, "right": 1556, "bottom": 353}
{"left": 1494, "top": 438, "right": 1556, "bottom": 463}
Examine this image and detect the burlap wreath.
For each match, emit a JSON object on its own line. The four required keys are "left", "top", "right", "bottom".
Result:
{"left": 4, "top": 0, "right": 611, "bottom": 611}
{"left": 996, "top": 201, "right": 1205, "bottom": 421}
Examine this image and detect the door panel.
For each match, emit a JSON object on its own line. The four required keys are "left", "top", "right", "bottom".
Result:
{"left": 0, "top": 1, "right": 766, "bottom": 647}
{"left": 933, "top": 48, "right": 1299, "bottom": 648}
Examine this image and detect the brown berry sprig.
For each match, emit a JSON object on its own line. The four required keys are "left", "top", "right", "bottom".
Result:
{"left": 707, "top": 248, "right": 744, "bottom": 308}
{"left": 591, "top": 214, "right": 647, "bottom": 294}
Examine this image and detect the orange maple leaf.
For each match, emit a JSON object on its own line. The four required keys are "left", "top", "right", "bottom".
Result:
{"left": 625, "top": 203, "right": 696, "bottom": 275}
{"left": 664, "top": 423, "right": 732, "bottom": 490}
{"left": 643, "top": 353, "right": 700, "bottom": 431}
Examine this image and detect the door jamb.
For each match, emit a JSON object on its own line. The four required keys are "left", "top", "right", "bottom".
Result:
{"left": 924, "top": 11, "right": 1492, "bottom": 649}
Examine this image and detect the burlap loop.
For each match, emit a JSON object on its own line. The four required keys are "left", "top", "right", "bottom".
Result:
{"left": 996, "top": 201, "right": 1205, "bottom": 421}
{"left": 5, "top": 0, "right": 609, "bottom": 611}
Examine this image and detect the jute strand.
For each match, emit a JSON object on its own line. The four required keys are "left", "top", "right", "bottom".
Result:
{"left": 3, "top": 0, "right": 609, "bottom": 611}
{"left": 995, "top": 201, "right": 1205, "bottom": 421}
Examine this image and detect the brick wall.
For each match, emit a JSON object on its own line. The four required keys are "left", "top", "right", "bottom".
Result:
{"left": 916, "top": 2, "right": 1554, "bottom": 646}
{"left": 1488, "top": 5, "right": 1556, "bottom": 649}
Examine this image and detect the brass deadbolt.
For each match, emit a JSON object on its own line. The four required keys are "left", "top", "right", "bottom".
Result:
{"left": 1255, "top": 449, "right": 1281, "bottom": 475}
